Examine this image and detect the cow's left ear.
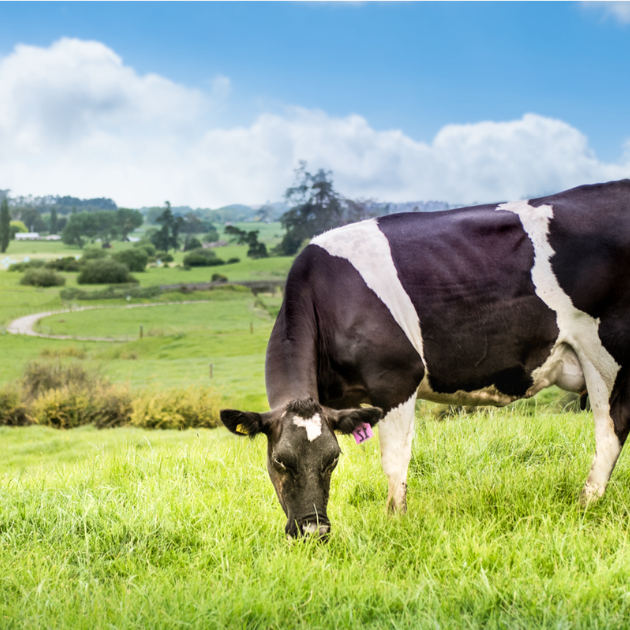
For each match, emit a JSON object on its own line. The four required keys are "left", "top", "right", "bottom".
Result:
{"left": 329, "top": 406, "right": 383, "bottom": 435}
{"left": 220, "top": 409, "right": 274, "bottom": 438}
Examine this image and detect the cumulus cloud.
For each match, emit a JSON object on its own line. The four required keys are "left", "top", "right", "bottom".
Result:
{"left": 0, "top": 38, "right": 628, "bottom": 207}
{"left": 583, "top": 1, "right": 630, "bottom": 24}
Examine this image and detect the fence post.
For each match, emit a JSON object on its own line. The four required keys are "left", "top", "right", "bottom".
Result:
{"left": 209, "top": 363, "right": 213, "bottom": 379}
{"left": 140, "top": 325, "right": 143, "bottom": 339}
{"left": 250, "top": 322, "right": 253, "bottom": 334}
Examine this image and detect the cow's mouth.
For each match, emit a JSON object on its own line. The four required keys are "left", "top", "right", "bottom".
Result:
{"left": 286, "top": 514, "right": 331, "bottom": 540}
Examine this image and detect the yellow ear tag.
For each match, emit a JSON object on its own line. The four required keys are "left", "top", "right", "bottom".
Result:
{"left": 235, "top": 423, "right": 250, "bottom": 435}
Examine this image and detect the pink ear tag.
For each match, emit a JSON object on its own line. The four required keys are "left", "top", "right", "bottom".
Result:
{"left": 353, "top": 422, "right": 374, "bottom": 445}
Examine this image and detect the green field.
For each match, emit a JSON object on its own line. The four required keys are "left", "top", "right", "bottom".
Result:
{"left": 2, "top": 227, "right": 630, "bottom": 627}
{"left": 3, "top": 410, "right": 630, "bottom": 628}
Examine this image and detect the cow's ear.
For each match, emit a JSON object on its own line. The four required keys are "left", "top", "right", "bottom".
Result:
{"left": 220, "top": 409, "right": 273, "bottom": 438}
{"left": 330, "top": 406, "right": 383, "bottom": 435}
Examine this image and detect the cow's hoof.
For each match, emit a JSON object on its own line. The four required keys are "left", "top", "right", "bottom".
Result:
{"left": 579, "top": 483, "right": 605, "bottom": 506}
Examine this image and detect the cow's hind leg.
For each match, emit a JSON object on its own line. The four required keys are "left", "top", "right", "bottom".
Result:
{"left": 378, "top": 394, "right": 417, "bottom": 513}
{"left": 579, "top": 359, "right": 625, "bottom": 503}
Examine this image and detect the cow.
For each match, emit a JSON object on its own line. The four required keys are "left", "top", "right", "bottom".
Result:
{"left": 221, "top": 179, "right": 630, "bottom": 539}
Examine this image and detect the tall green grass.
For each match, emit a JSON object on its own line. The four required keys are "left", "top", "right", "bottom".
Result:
{"left": 2, "top": 408, "right": 630, "bottom": 628}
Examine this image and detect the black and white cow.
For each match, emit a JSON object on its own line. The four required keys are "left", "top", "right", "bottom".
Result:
{"left": 221, "top": 179, "right": 630, "bottom": 538}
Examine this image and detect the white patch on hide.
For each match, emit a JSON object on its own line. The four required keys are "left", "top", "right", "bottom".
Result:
{"left": 302, "top": 522, "right": 319, "bottom": 535}
{"left": 378, "top": 394, "right": 417, "bottom": 512}
{"left": 293, "top": 413, "right": 322, "bottom": 441}
{"left": 311, "top": 219, "right": 426, "bottom": 367}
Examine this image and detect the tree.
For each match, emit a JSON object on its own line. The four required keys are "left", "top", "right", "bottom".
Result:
{"left": 50, "top": 208, "right": 58, "bottom": 234}
{"left": 150, "top": 202, "right": 184, "bottom": 252}
{"left": 0, "top": 198, "right": 10, "bottom": 253}
{"left": 116, "top": 208, "right": 143, "bottom": 241}
{"left": 276, "top": 162, "right": 345, "bottom": 255}
{"left": 224, "top": 225, "right": 268, "bottom": 259}
{"left": 62, "top": 212, "right": 91, "bottom": 248}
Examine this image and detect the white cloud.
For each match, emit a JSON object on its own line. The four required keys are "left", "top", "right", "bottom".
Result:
{"left": 583, "top": 1, "right": 630, "bottom": 24}
{"left": 0, "top": 37, "right": 628, "bottom": 207}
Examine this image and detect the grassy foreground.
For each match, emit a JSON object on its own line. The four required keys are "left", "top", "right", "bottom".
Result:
{"left": 3, "top": 408, "right": 630, "bottom": 628}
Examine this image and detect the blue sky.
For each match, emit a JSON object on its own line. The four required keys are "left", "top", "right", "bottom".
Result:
{"left": 0, "top": 1, "right": 629, "bottom": 207}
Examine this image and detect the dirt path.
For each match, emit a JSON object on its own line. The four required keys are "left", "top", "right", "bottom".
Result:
{"left": 6, "top": 301, "right": 213, "bottom": 342}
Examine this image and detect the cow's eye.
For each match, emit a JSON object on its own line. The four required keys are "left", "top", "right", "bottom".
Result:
{"left": 323, "top": 455, "right": 339, "bottom": 474}
{"left": 273, "top": 457, "right": 287, "bottom": 471}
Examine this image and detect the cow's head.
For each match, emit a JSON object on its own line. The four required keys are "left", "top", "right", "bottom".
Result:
{"left": 221, "top": 398, "right": 382, "bottom": 539}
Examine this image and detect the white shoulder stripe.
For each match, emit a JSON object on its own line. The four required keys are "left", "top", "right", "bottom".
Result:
{"left": 311, "top": 219, "right": 426, "bottom": 366}
{"left": 497, "top": 200, "right": 619, "bottom": 396}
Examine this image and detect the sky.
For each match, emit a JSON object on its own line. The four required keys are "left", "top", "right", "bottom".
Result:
{"left": 0, "top": 1, "right": 629, "bottom": 208}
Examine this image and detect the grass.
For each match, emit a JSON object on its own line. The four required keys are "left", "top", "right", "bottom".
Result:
{"left": 3, "top": 408, "right": 630, "bottom": 628}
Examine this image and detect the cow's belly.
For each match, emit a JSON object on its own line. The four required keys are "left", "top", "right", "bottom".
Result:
{"left": 416, "top": 378, "right": 518, "bottom": 407}
{"left": 415, "top": 342, "right": 585, "bottom": 407}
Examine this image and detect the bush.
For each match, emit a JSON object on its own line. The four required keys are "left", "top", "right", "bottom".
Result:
{"left": 22, "top": 360, "right": 104, "bottom": 401}
{"left": 81, "top": 248, "right": 108, "bottom": 261}
{"left": 46, "top": 257, "right": 80, "bottom": 272}
{"left": 112, "top": 248, "right": 149, "bottom": 272}
{"left": 203, "top": 229, "right": 220, "bottom": 242}
{"left": 156, "top": 251, "right": 174, "bottom": 263}
{"left": 211, "top": 273, "right": 228, "bottom": 283}
{"left": 8, "top": 259, "right": 46, "bottom": 272}
{"left": 184, "top": 237, "right": 202, "bottom": 251}
{"left": 134, "top": 241, "right": 156, "bottom": 257}
{"left": 77, "top": 259, "right": 137, "bottom": 285}
{"left": 130, "top": 387, "right": 221, "bottom": 430}
{"left": 226, "top": 257, "right": 241, "bottom": 264}
{"left": 32, "top": 386, "right": 98, "bottom": 429}
{"left": 60, "top": 284, "right": 162, "bottom": 301}
{"left": 20, "top": 268, "right": 66, "bottom": 287}
{"left": 0, "top": 388, "right": 32, "bottom": 426}
{"left": 183, "top": 248, "right": 225, "bottom": 267}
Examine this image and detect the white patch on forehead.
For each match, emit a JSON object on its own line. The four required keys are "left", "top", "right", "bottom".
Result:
{"left": 311, "top": 219, "right": 426, "bottom": 367}
{"left": 293, "top": 413, "right": 322, "bottom": 441}
{"left": 497, "top": 200, "right": 619, "bottom": 398}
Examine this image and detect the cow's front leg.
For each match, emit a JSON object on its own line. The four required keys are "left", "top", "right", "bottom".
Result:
{"left": 579, "top": 360, "right": 623, "bottom": 503}
{"left": 378, "top": 394, "right": 417, "bottom": 513}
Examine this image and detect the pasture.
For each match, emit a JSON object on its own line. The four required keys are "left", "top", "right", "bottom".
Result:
{"left": 3, "top": 410, "right": 630, "bottom": 628}
{"left": 2, "top": 227, "right": 630, "bottom": 628}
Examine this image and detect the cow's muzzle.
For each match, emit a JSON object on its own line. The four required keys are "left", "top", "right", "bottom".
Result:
{"left": 286, "top": 514, "right": 331, "bottom": 541}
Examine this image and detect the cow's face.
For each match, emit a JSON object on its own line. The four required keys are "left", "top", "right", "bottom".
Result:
{"left": 221, "top": 398, "right": 382, "bottom": 539}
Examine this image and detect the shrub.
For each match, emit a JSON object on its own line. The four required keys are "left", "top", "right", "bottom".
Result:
{"left": 31, "top": 386, "right": 98, "bottom": 429}
{"left": 22, "top": 360, "right": 105, "bottom": 401}
{"left": 81, "top": 248, "right": 108, "bottom": 261}
{"left": 226, "top": 257, "right": 240, "bottom": 264}
{"left": 183, "top": 248, "right": 225, "bottom": 267}
{"left": 20, "top": 268, "right": 66, "bottom": 287}
{"left": 203, "top": 229, "right": 220, "bottom": 243}
{"left": 130, "top": 387, "right": 221, "bottom": 430}
{"left": 8, "top": 259, "right": 46, "bottom": 272}
{"left": 77, "top": 259, "right": 137, "bottom": 285}
{"left": 184, "top": 237, "right": 202, "bottom": 251}
{"left": 92, "top": 386, "right": 134, "bottom": 428}
{"left": 156, "top": 251, "right": 174, "bottom": 263}
{"left": 0, "top": 388, "right": 32, "bottom": 426}
{"left": 39, "top": 346, "right": 87, "bottom": 360}
{"left": 46, "top": 257, "right": 80, "bottom": 272}
{"left": 61, "top": 284, "right": 161, "bottom": 301}
{"left": 112, "top": 248, "right": 149, "bottom": 272}
{"left": 211, "top": 273, "right": 228, "bottom": 283}
{"left": 134, "top": 241, "right": 156, "bottom": 257}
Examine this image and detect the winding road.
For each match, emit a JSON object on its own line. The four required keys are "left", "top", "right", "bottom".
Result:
{"left": 6, "top": 301, "right": 213, "bottom": 342}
